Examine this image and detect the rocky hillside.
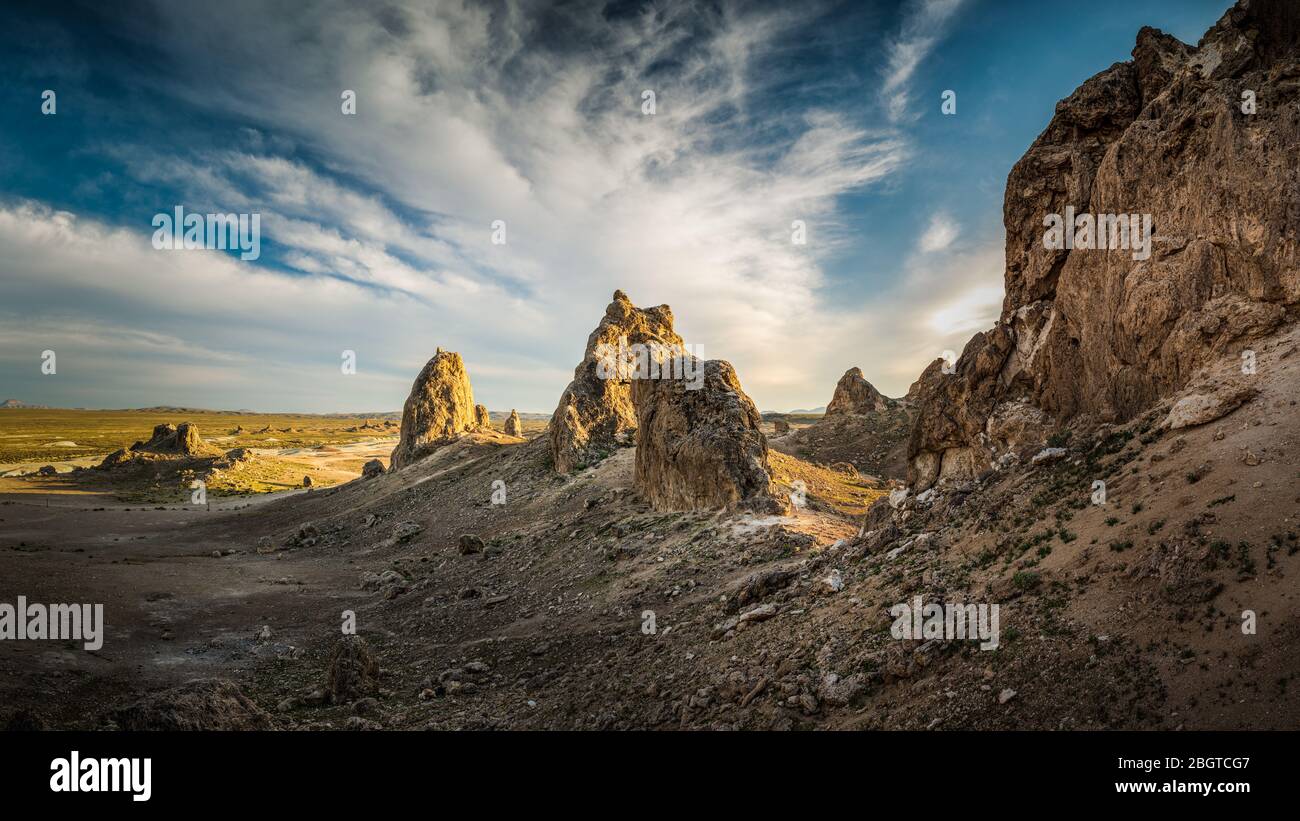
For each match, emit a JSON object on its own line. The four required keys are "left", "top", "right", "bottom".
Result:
{"left": 772, "top": 367, "right": 913, "bottom": 480}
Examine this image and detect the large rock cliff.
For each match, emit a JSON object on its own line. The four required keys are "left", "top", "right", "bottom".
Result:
{"left": 909, "top": 0, "right": 1299, "bottom": 489}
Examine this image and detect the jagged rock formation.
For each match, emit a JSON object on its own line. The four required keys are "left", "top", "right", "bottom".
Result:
{"left": 825, "top": 368, "right": 890, "bottom": 416}
{"left": 474, "top": 404, "right": 491, "bottom": 430}
{"left": 131, "top": 422, "right": 215, "bottom": 456}
{"left": 632, "top": 358, "right": 782, "bottom": 513}
{"left": 548, "top": 290, "right": 685, "bottom": 472}
{"left": 909, "top": 0, "right": 1300, "bottom": 489}
{"left": 390, "top": 348, "right": 477, "bottom": 469}
{"left": 504, "top": 409, "right": 523, "bottom": 437}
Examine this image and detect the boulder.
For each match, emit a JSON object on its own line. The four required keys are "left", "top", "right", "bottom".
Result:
{"left": 458, "top": 534, "right": 485, "bottom": 555}
{"left": 474, "top": 404, "right": 491, "bottom": 430}
{"left": 1164, "top": 384, "right": 1258, "bottom": 430}
{"left": 632, "top": 358, "right": 782, "bottom": 513}
{"left": 773, "top": 419, "right": 790, "bottom": 434}
{"left": 361, "top": 459, "right": 385, "bottom": 479}
{"left": 548, "top": 290, "right": 685, "bottom": 472}
{"left": 390, "top": 348, "right": 477, "bottom": 469}
{"left": 325, "top": 635, "right": 380, "bottom": 704}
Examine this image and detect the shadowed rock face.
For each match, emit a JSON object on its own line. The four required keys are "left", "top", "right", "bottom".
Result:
{"left": 504, "top": 409, "right": 523, "bottom": 437}
{"left": 548, "top": 290, "right": 684, "bottom": 472}
{"left": 909, "top": 0, "right": 1300, "bottom": 489}
{"left": 825, "top": 367, "right": 890, "bottom": 416}
{"left": 632, "top": 358, "right": 782, "bottom": 513}
{"left": 390, "top": 348, "right": 476, "bottom": 469}
{"left": 474, "top": 404, "right": 491, "bottom": 430}
{"left": 109, "top": 679, "right": 273, "bottom": 731}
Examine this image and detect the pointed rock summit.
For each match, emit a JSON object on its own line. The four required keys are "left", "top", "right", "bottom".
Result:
{"left": 548, "top": 290, "right": 684, "bottom": 472}
{"left": 390, "top": 348, "right": 477, "bottom": 469}
{"left": 825, "top": 367, "right": 890, "bottom": 416}
{"left": 474, "top": 404, "right": 491, "bottom": 430}
{"left": 632, "top": 358, "right": 782, "bottom": 513}
{"left": 504, "top": 409, "right": 523, "bottom": 437}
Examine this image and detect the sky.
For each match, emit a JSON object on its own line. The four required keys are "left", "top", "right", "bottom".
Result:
{"left": 0, "top": 0, "right": 1230, "bottom": 413}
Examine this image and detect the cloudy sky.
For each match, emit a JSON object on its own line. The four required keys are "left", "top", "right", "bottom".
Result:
{"left": 0, "top": 0, "right": 1227, "bottom": 413}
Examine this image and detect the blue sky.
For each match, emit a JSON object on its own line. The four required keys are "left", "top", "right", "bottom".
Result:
{"left": 0, "top": 0, "right": 1229, "bottom": 413}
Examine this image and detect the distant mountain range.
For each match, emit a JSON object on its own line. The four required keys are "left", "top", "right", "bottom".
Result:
{"left": 0, "top": 399, "right": 47, "bottom": 409}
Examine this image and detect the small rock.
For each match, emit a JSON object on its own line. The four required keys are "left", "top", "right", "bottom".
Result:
{"left": 393, "top": 522, "right": 423, "bottom": 542}
{"left": 458, "top": 534, "right": 485, "bottom": 555}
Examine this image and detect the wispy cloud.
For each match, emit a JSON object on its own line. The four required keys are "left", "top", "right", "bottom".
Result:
{"left": 880, "top": 0, "right": 966, "bottom": 123}
{"left": 0, "top": 0, "right": 1003, "bottom": 412}
{"left": 919, "top": 212, "right": 960, "bottom": 253}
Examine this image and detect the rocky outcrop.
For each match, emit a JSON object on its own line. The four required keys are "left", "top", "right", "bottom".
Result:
{"left": 131, "top": 422, "right": 216, "bottom": 457}
{"left": 504, "top": 409, "right": 523, "bottom": 437}
{"left": 632, "top": 358, "right": 782, "bottom": 513}
{"left": 548, "top": 290, "right": 685, "bottom": 472}
{"left": 325, "top": 636, "right": 380, "bottom": 704}
{"left": 390, "top": 348, "right": 477, "bottom": 469}
{"left": 825, "top": 368, "right": 890, "bottom": 415}
{"left": 109, "top": 679, "right": 273, "bottom": 731}
{"left": 473, "top": 404, "right": 491, "bottom": 430}
{"left": 908, "top": 0, "right": 1300, "bottom": 489}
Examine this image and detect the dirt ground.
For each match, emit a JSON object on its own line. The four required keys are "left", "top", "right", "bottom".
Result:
{"left": 2, "top": 328, "right": 1298, "bottom": 730}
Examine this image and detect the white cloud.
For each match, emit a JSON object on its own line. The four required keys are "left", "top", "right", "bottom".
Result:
{"left": 919, "top": 212, "right": 960, "bottom": 253}
{"left": 880, "top": 0, "right": 966, "bottom": 123}
{"left": 0, "top": 0, "right": 1003, "bottom": 414}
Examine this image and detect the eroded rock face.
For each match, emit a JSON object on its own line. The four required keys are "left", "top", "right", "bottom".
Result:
{"left": 909, "top": 0, "right": 1300, "bottom": 489}
{"left": 390, "top": 348, "right": 476, "bottom": 469}
{"left": 548, "top": 290, "right": 684, "bottom": 472}
{"left": 474, "top": 404, "right": 491, "bottom": 430}
{"left": 632, "top": 358, "right": 782, "bottom": 513}
{"left": 504, "top": 409, "right": 523, "bottom": 437}
{"left": 825, "top": 367, "right": 890, "bottom": 415}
